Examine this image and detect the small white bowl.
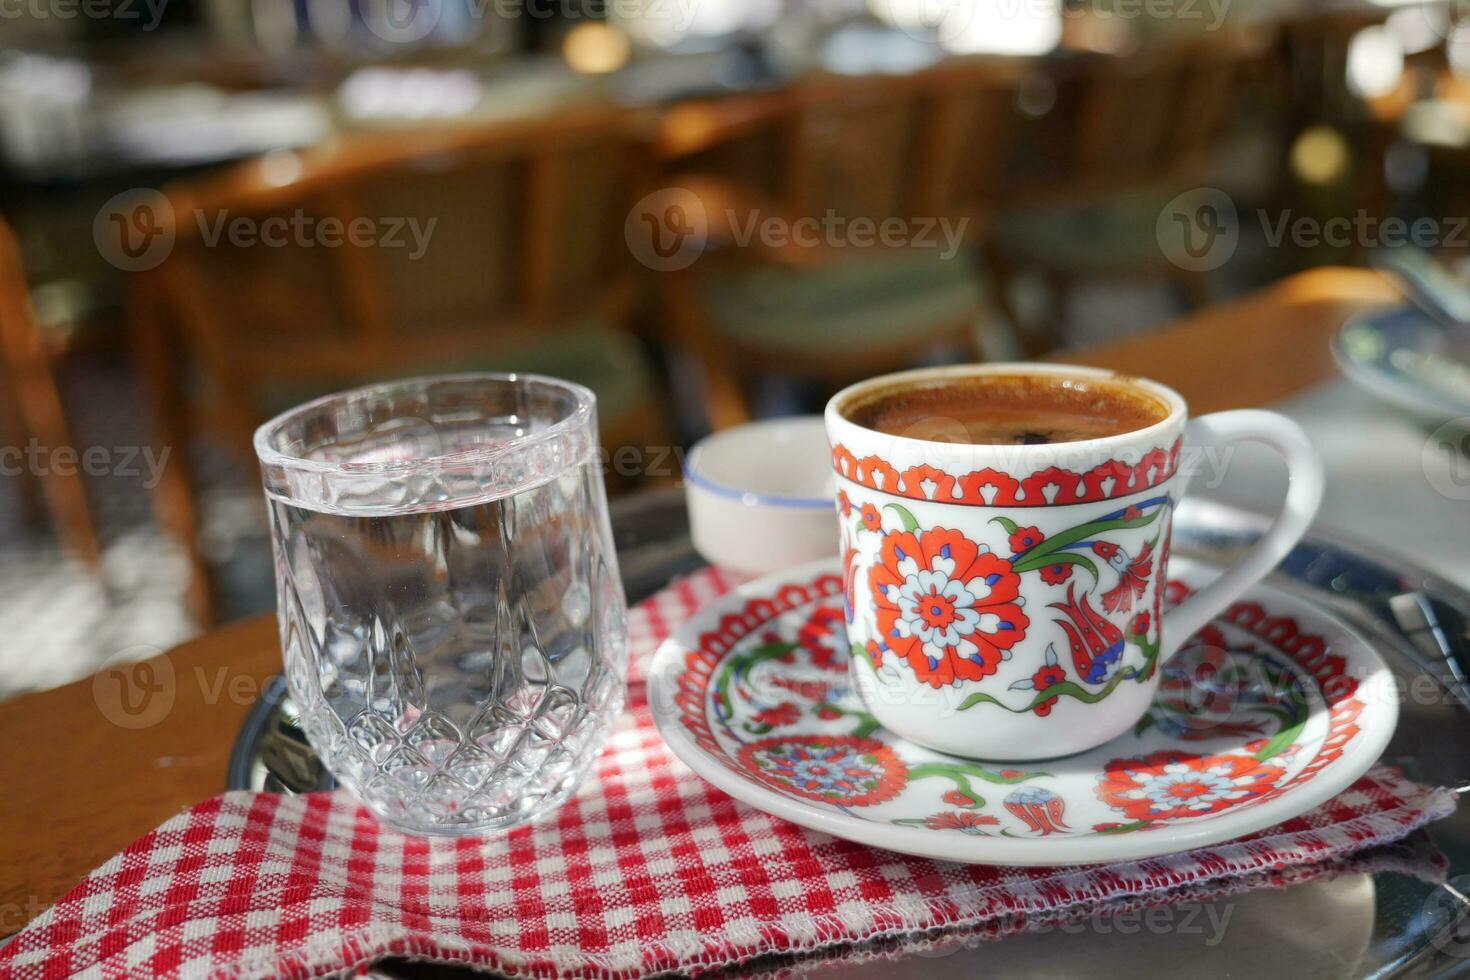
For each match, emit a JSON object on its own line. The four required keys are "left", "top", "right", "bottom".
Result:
{"left": 685, "top": 416, "right": 837, "bottom": 576}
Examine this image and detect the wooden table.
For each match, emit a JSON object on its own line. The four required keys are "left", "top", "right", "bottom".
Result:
{"left": 0, "top": 266, "right": 1402, "bottom": 929}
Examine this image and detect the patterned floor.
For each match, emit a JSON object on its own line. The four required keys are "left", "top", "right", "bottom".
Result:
{"left": 0, "top": 354, "right": 270, "bottom": 701}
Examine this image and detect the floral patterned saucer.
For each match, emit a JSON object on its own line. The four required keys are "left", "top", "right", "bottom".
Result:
{"left": 647, "top": 557, "right": 1399, "bottom": 866}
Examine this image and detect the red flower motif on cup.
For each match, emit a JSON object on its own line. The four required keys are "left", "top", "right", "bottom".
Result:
{"left": 838, "top": 490, "right": 852, "bottom": 517}
{"left": 1100, "top": 539, "right": 1155, "bottom": 614}
{"left": 1008, "top": 525, "right": 1045, "bottom": 553}
{"left": 860, "top": 503, "right": 883, "bottom": 533}
{"left": 1052, "top": 585, "right": 1125, "bottom": 685}
{"left": 870, "top": 527, "right": 1029, "bottom": 688}
{"left": 1010, "top": 639, "right": 1069, "bottom": 716}
{"left": 1030, "top": 662, "right": 1067, "bottom": 717}
{"left": 739, "top": 735, "right": 906, "bottom": 807}
{"left": 1097, "top": 750, "right": 1286, "bottom": 822}
{"left": 1034, "top": 664, "right": 1066, "bottom": 688}
{"left": 1040, "top": 562, "right": 1073, "bottom": 585}
{"left": 924, "top": 810, "right": 1001, "bottom": 834}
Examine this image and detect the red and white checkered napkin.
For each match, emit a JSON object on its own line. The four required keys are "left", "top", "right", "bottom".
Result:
{"left": 0, "top": 568, "right": 1457, "bottom": 980}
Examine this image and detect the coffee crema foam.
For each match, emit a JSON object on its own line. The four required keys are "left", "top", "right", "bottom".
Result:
{"left": 842, "top": 373, "right": 1170, "bottom": 445}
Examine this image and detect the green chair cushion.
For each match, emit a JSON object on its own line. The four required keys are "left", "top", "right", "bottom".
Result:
{"left": 472, "top": 321, "right": 653, "bottom": 425}
{"left": 701, "top": 247, "right": 984, "bottom": 355}
{"left": 994, "top": 190, "right": 1180, "bottom": 273}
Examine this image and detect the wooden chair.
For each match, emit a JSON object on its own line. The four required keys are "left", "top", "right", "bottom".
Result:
{"left": 0, "top": 217, "right": 101, "bottom": 564}
{"left": 1267, "top": 8, "right": 1414, "bottom": 266}
{"left": 133, "top": 108, "right": 668, "bottom": 623}
{"left": 651, "top": 71, "right": 1012, "bottom": 429}
{"left": 957, "top": 34, "right": 1272, "bottom": 352}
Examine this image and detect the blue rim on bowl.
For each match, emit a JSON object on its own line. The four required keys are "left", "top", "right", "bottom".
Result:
{"left": 684, "top": 417, "right": 834, "bottom": 510}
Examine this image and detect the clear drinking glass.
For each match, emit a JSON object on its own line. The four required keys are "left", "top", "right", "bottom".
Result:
{"left": 254, "top": 374, "right": 628, "bottom": 836}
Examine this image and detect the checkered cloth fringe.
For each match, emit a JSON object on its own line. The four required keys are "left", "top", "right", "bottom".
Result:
{"left": 0, "top": 567, "right": 1456, "bottom": 980}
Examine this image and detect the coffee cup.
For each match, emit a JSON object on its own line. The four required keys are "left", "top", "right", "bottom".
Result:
{"left": 825, "top": 363, "right": 1323, "bottom": 760}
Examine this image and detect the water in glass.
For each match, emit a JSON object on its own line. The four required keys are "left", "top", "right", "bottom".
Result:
{"left": 257, "top": 376, "right": 628, "bottom": 836}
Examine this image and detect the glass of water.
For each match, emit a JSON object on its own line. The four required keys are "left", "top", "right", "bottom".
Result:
{"left": 254, "top": 374, "right": 628, "bottom": 836}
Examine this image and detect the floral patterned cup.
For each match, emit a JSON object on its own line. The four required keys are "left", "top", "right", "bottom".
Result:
{"left": 825, "top": 363, "right": 1324, "bottom": 760}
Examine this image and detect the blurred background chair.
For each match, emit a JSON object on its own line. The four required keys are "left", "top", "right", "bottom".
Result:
{"left": 972, "top": 32, "right": 1272, "bottom": 354}
{"left": 0, "top": 217, "right": 100, "bottom": 565}
{"left": 651, "top": 72, "right": 1005, "bottom": 429}
{"left": 133, "top": 109, "right": 669, "bottom": 623}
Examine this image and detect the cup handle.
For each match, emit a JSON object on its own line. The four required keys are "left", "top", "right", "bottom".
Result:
{"left": 1160, "top": 409, "right": 1325, "bottom": 662}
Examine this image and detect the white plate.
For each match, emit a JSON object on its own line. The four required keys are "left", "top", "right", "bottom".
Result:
{"left": 1333, "top": 305, "right": 1470, "bottom": 425}
{"left": 648, "top": 557, "right": 1398, "bottom": 866}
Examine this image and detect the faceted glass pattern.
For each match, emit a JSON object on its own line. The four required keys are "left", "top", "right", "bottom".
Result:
{"left": 257, "top": 375, "right": 628, "bottom": 835}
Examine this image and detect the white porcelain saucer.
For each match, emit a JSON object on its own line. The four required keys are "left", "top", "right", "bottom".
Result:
{"left": 648, "top": 557, "right": 1399, "bottom": 866}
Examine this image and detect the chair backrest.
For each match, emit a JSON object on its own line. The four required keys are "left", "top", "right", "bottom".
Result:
{"left": 657, "top": 35, "right": 1264, "bottom": 232}
{"left": 155, "top": 108, "right": 657, "bottom": 403}
{"left": 659, "top": 73, "right": 950, "bottom": 228}
{"left": 923, "top": 34, "right": 1268, "bottom": 214}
